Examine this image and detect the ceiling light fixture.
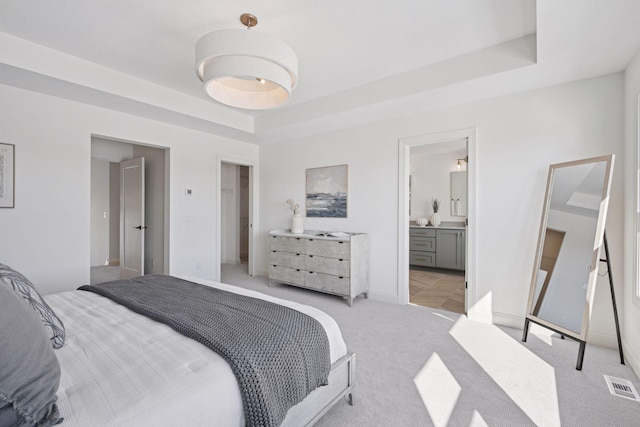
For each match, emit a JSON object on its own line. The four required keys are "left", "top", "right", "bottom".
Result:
{"left": 195, "top": 13, "right": 298, "bottom": 110}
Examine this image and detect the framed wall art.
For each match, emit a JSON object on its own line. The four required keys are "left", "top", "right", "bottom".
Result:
{"left": 306, "top": 164, "right": 347, "bottom": 218}
{"left": 0, "top": 143, "right": 15, "bottom": 208}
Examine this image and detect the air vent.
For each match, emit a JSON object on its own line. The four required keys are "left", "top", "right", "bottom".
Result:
{"left": 604, "top": 375, "right": 640, "bottom": 402}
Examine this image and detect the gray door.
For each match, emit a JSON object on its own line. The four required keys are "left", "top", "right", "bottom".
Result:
{"left": 119, "top": 157, "right": 145, "bottom": 279}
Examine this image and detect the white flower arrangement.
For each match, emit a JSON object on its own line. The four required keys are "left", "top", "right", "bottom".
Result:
{"left": 286, "top": 199, "right": 300, "bottom": 215}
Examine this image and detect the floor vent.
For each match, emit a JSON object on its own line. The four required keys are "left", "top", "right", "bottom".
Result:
{"left": 604, "top": 375, "right": 640, "bottom": 402}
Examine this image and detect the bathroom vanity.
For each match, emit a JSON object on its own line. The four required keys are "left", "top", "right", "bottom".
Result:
{"left": 409, "top": 222, "right": 465, "bottom": 270}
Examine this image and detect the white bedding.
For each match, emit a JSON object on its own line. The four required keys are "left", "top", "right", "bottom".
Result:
{"left": 45, "top": 277, "right": 347, "bottom": 427}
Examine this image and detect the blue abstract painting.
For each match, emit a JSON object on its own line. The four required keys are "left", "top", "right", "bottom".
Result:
{"left": 306, "top": 164, "right": 348, "bottom": 218}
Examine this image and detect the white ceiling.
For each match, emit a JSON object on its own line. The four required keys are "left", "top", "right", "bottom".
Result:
{"left": 1, "top": 1, "right": 639, "bottom": 144}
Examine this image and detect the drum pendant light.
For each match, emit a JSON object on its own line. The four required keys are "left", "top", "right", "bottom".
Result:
{"left": 195, "top": 14, "right": 298, "bottom": 110}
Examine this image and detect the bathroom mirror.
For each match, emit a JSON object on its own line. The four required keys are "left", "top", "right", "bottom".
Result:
{"left": 450, "top": 171, "right": 467, "bottom": 216}
{"left": 523, "top": 155, "right": 614, "bottom": 366}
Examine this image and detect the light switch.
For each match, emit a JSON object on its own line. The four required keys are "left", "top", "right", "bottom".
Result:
{"left": 185, "top": 188, "right": 193, "bottom": 196}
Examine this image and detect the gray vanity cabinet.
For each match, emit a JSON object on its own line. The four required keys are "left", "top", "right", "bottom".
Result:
{"left": 409, "top": 228, "right": 436, "bottom": 267}
{"left": 269, "top": 230, "right": 369, "bottom": 306}
{"left": 435, "top": 229, "right": 465, "bottom": 270}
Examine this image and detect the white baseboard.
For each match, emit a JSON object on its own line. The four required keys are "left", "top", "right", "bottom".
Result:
{"left": 586, "top": 330, "right": 618, "bottom": 349}
{"left": 490, "top": 311, "right": 620, "bottom": 349}
{"left": 367, "top": 290, "right": 400, "bottom": 304}
{"left": 492, "top": 311, "right": 526, "bottom": 329}
{"left": 623, "top": 341, "right": 640, "bottom": 379}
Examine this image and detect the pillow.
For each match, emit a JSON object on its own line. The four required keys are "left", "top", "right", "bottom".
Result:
{"left": 0, "top": 284, "right": 63, "bottom": 426}
{"left": 0, "top": 263, "right": 65, "bottom": 349}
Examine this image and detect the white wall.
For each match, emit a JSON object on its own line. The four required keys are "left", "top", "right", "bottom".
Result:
{"left": 624, "top": 48, "right": 640, "bottom": 375}
{"left": 410, "top": 151, "right": 465, "bottom": 222}
{"left": 221, "top": 162, "right": 240, "bottom": 264}
{"left": 259, "top": 73, "right": 625, "bottom": 345}
{"left": 108, "top": 162, "right": 120, "bottom": 264}
{"left": 90, "top": 158, "right": 109, "bottom": 266}
{"left": 0, "top": 84, "right": 258, "bottom": 294}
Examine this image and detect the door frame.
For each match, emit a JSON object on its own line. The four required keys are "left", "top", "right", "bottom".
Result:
{"left": 397, "top": 127, "right": 477, "bottom": 319}
{"left": 90, "top": 135, "right": 170, "bottom": 278}
{"left": 216, "top": 155, "right": 258, "bottom": 280}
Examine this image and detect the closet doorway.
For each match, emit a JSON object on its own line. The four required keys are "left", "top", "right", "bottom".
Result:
{"left": 219, "top": 160, "right": 255, "bottom": 280}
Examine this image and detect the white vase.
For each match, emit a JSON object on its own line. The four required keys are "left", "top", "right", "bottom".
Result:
{"left": 291, "top": 213, "right": 304, "bottom": 234}
{"left": 431, "top": 212, "right": 441, "bottom": 227}
{"left": 416, "top": 217, "right": 428, "bottom": 226}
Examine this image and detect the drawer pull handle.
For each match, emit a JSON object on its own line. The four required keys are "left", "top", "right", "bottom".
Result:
{"left": 309, "top": 239, "right": 314, "bottom": 241}
{"left": 339, "top": 276, "right": 344, "bottom": 279}
{"left": 272, "top": 250, "right": 276, "bottom": 253}
{"left": 309, "top": 271, "right": 314, "bottom": 274}
{"left": 309, "top": 255, "right": 314, "bottom": 258}
{"left": 296, "top": 253, "right": 300, "bottom": 256}
{"left": 338, "top": 241, "right": 344, "bottom": 244}
{"left": 296, "top": 269, "right": 300, "bottom": 272}
{"left": 296, "top": 238, "right": 300, "bottom": 240}
{"left": 339, "top": 259, "right": 343, "bottom": 261}
{"left": 272, "top": 265, "right": 276, "bottom": 267}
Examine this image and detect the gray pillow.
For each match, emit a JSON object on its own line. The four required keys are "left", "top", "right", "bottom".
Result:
{"left": 0, "top": 263, "right": 65, "bottom": 349}
{"left": 0, "top": 284, "right": 63, "bottom": 426}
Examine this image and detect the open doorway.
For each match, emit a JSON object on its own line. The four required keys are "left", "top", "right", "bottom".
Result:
{"left": 220, "top": 162, "right": 251, "bottom": 276}
{"left": 398, "top": 128, "right": 476, "bottom": 317}
{"left": 408, "top": 141, "right": 467, "bottom": 314}
{"left": 89, "top": 136, "right": 168, "bottom": 284}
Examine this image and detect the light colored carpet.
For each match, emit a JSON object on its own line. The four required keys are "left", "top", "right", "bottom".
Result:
{"left": 221, "top": 263, "right": 640, "bottom": 426}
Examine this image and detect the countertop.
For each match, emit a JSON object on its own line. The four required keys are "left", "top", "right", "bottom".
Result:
{"left": 269, "top": 229, "right": 363, "bottom": 241}
{"left": 410, "top": 221, "right": 465, "bottom": 230}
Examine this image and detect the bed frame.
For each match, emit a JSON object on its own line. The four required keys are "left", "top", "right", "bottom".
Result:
{"left": 282, "top": 352, "right": 356, "bottom": 426}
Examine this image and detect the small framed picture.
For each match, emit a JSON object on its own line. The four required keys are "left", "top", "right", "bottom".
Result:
{"left": 0, "top": 142, "right": 15, "bottom": 208}
{"left": 306, "top": 164, "right": 348, "bottom": 218}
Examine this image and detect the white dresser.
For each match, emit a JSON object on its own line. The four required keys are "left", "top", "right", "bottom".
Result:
{"left": 268, "top": 230, "right": 369, "bottom": 306}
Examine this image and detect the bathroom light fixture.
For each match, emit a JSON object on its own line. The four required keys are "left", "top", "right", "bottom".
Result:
{"left": 456, "top": 157, "right": 467, "bottom": 169}
{"left": 195, "top": 13, "right": 298, "bottom": 110}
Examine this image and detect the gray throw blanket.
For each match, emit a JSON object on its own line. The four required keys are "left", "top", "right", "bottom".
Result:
{"left": 78, "top": 275, "right": 330, "bottom": 427}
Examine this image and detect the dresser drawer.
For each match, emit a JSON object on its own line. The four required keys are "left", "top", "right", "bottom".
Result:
{"left": 409, "top": 251, "right": 436, "bottom": 267}
{"left": 305, "top": 271, "right": 350, "bottom": 294}
{"left": 306, "top": 255, "right": 350, "bottom": 277}
{"left": 270, "top": 235, "right": 306, "bottom": 253}
{"left": 410, "top": 228, "right": 436, "bottom": 237}
{"left": 410, "top": 236, "right": 436, "bottom": 252}
{"left": 269, "top": 265, "right": 305, "bottom": 286}
{"left": 270, "top": 250, "right": 305, "bottom": 269}
{"left": 306, "top": 239, "right": 350, "bottom": 259}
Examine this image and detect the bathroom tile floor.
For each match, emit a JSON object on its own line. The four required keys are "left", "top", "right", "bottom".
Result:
{"left": 409, "top": 266, "right": 466, "bottom": 314}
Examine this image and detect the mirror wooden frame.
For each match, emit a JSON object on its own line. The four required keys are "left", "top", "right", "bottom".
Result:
{"left": 522, "top": 154, "right": 615, "bottom": 370}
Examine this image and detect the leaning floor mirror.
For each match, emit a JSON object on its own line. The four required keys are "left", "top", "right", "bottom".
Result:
{"left": 522, "top": 155, "right": 617, "bottom": 370}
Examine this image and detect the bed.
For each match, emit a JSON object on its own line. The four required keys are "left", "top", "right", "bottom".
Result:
{"left": 0, "top": 265, "right": 355, "bottom": 427}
